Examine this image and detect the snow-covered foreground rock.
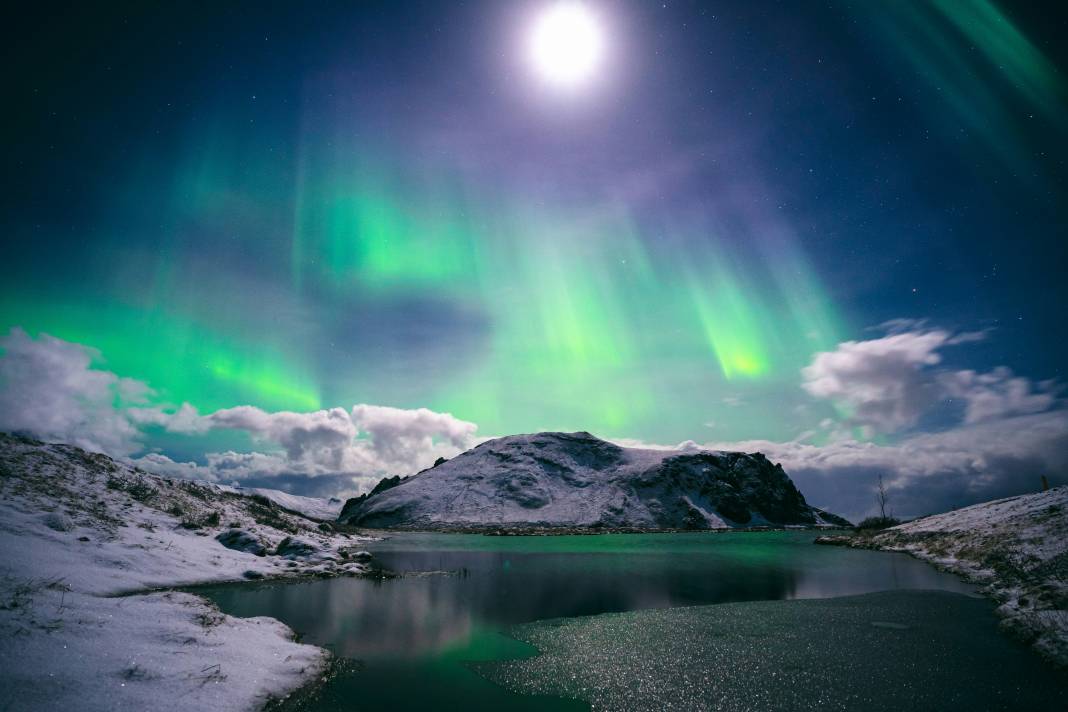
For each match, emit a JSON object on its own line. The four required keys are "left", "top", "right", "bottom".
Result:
{"left": 818, "top": 486, "right": 1068, "bottom": 668}
{"left": 340, "top": 431, "right": 849, "bottom": 530}
{"left": 0, "top": 433, "right": 374, "bottom": 711}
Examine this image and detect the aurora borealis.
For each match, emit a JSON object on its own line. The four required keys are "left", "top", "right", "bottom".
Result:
{"left": 2, "top": 1, "right": 1067, "bottom": 516}
{"left": 2, "top": 134, "right": 845, "bottom": 439}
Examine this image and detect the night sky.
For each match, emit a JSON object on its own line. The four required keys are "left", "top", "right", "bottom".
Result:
{"left": 2, "top": 1, "right": 1067, "bottom": 519}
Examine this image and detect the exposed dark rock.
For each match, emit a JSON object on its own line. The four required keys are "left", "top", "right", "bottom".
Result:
{"left": 275, "top": 536, "right": 318, "bottom": 558}
{"left": 43, "top": 511, "right": 75, "bottom": 532}
{"left": 215, "top": 529, "right": 267, "bottom": 556}
{"left": 338, "top": 474, "right": 406, "bottom": 521}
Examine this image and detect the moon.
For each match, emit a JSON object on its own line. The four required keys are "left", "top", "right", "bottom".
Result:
{"left": 528, "top": 2, "right": 605, "bottom": 89}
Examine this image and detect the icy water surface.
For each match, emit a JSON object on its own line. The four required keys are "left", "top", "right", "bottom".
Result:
{"left": 479, "top": 591, "right": 1068, "bottom": 711}
{"left": 200, "top": 531, "right": 1066, "bottom": 711}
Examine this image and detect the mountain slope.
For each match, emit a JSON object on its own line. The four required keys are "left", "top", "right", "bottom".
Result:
{"left": 339, "top": 431, "right": 847, "bottom": 530}
{"left": 221, "top": 485, "right": 344, "bottom": 522}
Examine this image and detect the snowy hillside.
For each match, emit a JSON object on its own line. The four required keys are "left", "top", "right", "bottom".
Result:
{"left": 340, "top": 431, "right": 848, "bottom": 530}
{"left": 0, "top": 433, "right": 374, "bottom": 711}
{"left": 820, "top": 486, "right": 1068, "bottom": 668}
{"left": 221, "top": 485, "right": 344, "bottom": 522}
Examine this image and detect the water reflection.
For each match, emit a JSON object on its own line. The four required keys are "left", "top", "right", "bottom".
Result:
{"left": 205, "top": 532, "right": 974, "bottom": 660}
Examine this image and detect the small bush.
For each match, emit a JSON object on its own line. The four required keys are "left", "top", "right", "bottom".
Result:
{"left": 253, "top": 511, "right": 298, "bottom": 534}
{"left": 105, "top": 474, "right": 156, "bottom": 503}
{"left": 180, "top": 510, "right": 221, "bottom": 529}
{"left": 250, "top": 494, "right": 274, "bottom": 509}
{"left": 126, "top": 479, "right": 157, "bottom": 503}
{"left": 247, "top": 497, "right": 299, "bottom": 533}
{"left": 856, "top": 516, "right": 901, "bottom": 531}
{"left": 179, "top": 479, "right": 213, "bottom": 501}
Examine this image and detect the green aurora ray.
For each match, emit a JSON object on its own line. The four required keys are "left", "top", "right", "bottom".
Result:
{"left": 3, "top": 0, "right": 1063, "bottom": 446}
{"left": 1, "top": 121, "right": 844, "bottom": 444}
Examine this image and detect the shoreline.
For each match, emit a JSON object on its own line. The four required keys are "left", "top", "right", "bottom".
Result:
{"left": 258, "top": 528, "right": 1064, "bottom": 711}
{"left": 359, "top": 524, "right": 853, "bottom": 537}
{"left": 815, "top": 486, "right": 1068, "bottom": 669}
{"left": 0, "top": 435, "right": 377, "bottom": 711}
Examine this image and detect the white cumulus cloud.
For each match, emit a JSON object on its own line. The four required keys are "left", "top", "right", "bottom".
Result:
{"left": 0, "top": 328, "right": 147, "bottom": 455}
{"left": 802, "top": 325, "right": 1059, "bottom": 434}
{"left": 205, "top": 406, "right": 357, "bottom": 467}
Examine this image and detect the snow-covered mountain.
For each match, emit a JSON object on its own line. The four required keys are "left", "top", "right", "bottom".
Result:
{"left": 219, "top": 485, "right": 344, "bottom": 521}
{"left": 339, "top": 431, "right": 848, "bottom": 530}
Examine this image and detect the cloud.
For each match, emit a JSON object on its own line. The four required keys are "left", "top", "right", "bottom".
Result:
{"left": 131, "top": 452, "right": 217, "bottom": 481}
{"left": 205, "top": 406, "right": 357, "bottom": 467}
{"left": 140, "top": 402, "right": 478, "bottom": 477}
{"left": 127, "top": 402, "right": 206, "bottom": 434}
{"left": 704, "top": 409, "right": 1068, "bottom": 521}
{"left": 132, "top": 404, "right": 479, "bottom": 487}
{"left": 134, "top": 401, "right": 478, "bottom": 478}
{"left": 802, "top": 326, "right": 1060, "bottom": 434}
{"left": 0, "top": 328, "right": 478, "bottom": 490}
{"left": 801, "top": 328, "right": 953, "bottom": 433}
{"left": 940, "top": 367, "right": 1057, "bottom": 424}
{"left": 181, "top": 405, "right": 477, "bottom": 477}
{"left": 351, "top": 404, "right": 477, "bottom": 471}
{"left": 130, "top": 450, "right": 357, "bottom": 499}
{"left": 0, "top": 328, "right": 147, "bottom": 455}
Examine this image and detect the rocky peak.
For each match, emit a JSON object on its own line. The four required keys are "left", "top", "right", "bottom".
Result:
{"left": 339, "top": 431, "right": 847, "bottom": 531}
